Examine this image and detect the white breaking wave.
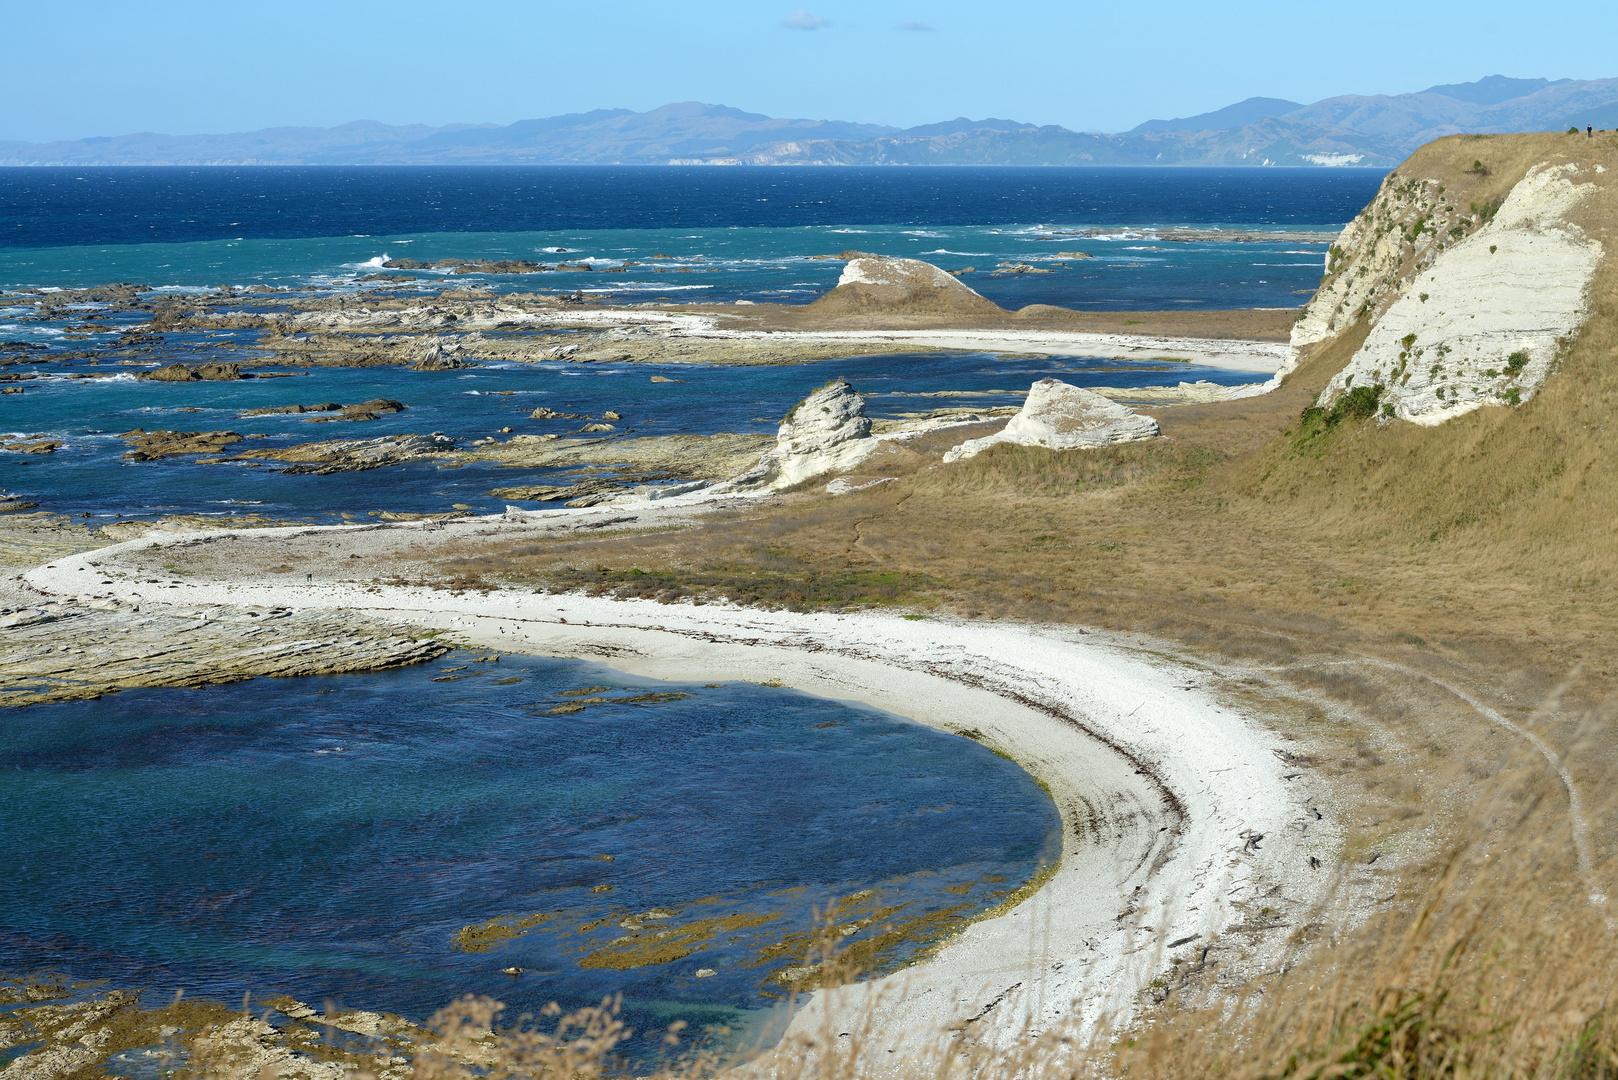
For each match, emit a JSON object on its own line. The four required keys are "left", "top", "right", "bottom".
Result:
{"left": 584, "top": 283, "right": 713, "bottom": 292}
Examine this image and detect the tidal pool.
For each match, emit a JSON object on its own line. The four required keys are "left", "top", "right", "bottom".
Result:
{"left": 0, "top": 650, "right": 1060, "bottom": 1056}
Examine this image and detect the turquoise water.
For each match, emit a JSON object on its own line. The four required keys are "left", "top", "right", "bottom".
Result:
{"left": 0, "top": 652, "right": 1060, "bottom": 1056}
{"left": 0, "top": 223, "right": 1331, "bottom": 310}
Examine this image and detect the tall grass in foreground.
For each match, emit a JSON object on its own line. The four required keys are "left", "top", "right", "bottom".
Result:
{"left": 292, "top": 691, "right": 1617, "bottom": 1080}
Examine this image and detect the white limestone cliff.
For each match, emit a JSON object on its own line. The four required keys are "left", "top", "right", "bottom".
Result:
{"left": 1315, "top": 162, "right": 1602, "bottom": 425}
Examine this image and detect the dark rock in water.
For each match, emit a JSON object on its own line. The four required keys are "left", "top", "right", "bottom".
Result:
{"left": 0, "top": 340, "right": 50, "bottom": 353}
{"left": 139, "top": 362, "right": 249, "bottom": 382}
{"left": 119, "top": 429, "right": 244, "bottom": 460}
{"left": 383, "top": 257, "right": 547, "bottom": 274}
{"left": 140, "top": 363, "right": 200, "bottom": 382}
{"left": 0, "top": 499, "right": 41, "bottom": 512}
{"left": 241, "top": 402, "right": 343, "bottom": 417}
{"left": 303, "top": 399, "right": 407, "bottom": 423}
{"left": 2, "top": 439, "right": 60, "bottom": 454}
{"left": 529, "top": 406, "right": 583, "bottom": 420}
{"left": 242, "top": 399, "right": 406, "bottom": 423}
{"left": 449, "top": 259, "right": 546, "bottom": 274}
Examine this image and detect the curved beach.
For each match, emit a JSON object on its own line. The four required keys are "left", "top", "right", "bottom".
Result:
{"left": 23, "top": 517, "right": 1327, "bottom": 1060}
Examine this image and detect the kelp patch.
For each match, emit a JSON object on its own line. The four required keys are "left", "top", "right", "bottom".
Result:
{"left": 544, "top": 690, "right": 691, "bottom": 715}
{"left": 578, "top": 912, "right": 779, "bottom": 971}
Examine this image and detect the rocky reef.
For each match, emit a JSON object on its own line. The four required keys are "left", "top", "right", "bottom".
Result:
{"left": 0, "top": 597, "right": 448, "bottom": 707}
{"left": 240, "top": 398, "right": 407, "bottom": 423}
{"left": 458, "top": 432, "right": 770, "bottom": 505}
{"left": 120, "top": 429, "right": 244, "bottom": 460}
{"left": 218, "top": 432, "right": 457, "bottom": 474}
{"left": 943, "top": 378, "right": 1160, "bottom": 462}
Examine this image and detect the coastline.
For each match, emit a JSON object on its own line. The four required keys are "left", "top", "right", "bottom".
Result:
{"left": 22, "top": 517, "right": 1333, "bottom": 1061}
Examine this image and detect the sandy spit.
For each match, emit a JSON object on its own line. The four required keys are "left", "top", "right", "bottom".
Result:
{"left": 687, "top": 326, "right": 1289, "bottom": 373}
{"left": 399, "top": 304, "right": 1287, "bottom": 373}
{"left": 25, "top": 518, "right": 1330, "bottom": 1060}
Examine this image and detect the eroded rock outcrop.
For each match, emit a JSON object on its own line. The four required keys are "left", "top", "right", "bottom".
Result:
{"left": 410, "top": 338, "right": 470, "bottom": 370}
{"left": 722, "top": 379, "right": 878, "bottom": 490}
{"left": 943, "top": 378, "right": 1159, "bottom": 462}
{"left": 1315, "top": 162, "right": 1603, "bottom": 424}
{"left": 808, "top": 256, "right": 1005, "bottom": 318}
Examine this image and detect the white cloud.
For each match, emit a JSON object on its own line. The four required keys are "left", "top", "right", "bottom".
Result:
{"left": 897, "top": 19, "right": 934, "bottom": 31}
{"left": 782, "top": 9, "right": 831, "bottom": 29}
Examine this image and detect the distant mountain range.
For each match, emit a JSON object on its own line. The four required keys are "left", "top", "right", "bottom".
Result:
{"left": 6, "top": 77, "right": 1618, "bottom": 168}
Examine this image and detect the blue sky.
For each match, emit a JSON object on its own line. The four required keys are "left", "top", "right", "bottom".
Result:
{"left": 5, "top": 0, "right": 1618, "bottom": 142}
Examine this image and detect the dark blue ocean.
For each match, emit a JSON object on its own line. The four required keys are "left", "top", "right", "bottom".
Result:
{"left": 0, "top": 165, "right": 1384, "bottom": 248}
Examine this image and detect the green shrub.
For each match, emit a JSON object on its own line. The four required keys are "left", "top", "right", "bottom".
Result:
{"left": 1506, "top": 350, "right": 1529, "bottom": 374}
{"left": 1304, "top": 383, "right": 1385, "bottom": 433}
{"left": 1505, "top": 386, "right": 1522, "bottom": 406}
{"left": 1381, "top": 403, "right": 1396, "bottom": 419}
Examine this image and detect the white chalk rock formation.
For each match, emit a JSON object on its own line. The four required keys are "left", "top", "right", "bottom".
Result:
{"left": 722, "top": 379, "right": 877, "bottom": 490}
{"left": 1317, "top": 163, "right": 1602, "bottom": 425}
{"left": 808, "top": 256, "right": 1004, "bottom": 317}
{"left": 943, "top": 378, "right": 1159, "bottom": 462}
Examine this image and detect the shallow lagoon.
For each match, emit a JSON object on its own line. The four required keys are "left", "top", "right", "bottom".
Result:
{"left": 0, "top": 650, "right": 1060, "bottom": 1055}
